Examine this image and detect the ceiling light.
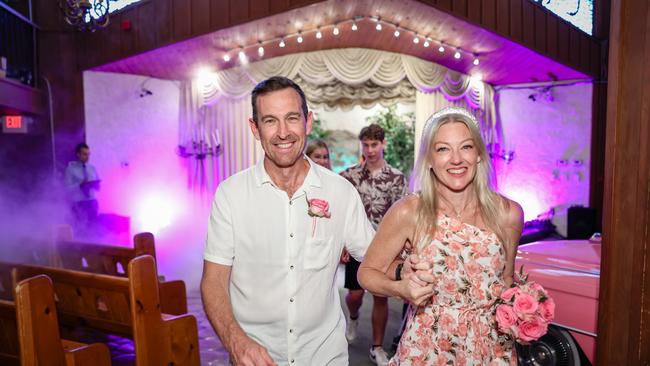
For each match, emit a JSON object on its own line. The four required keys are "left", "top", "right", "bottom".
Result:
{"left": 223, "top": 54, "right": 230, "bottom": 62}
{"left": 59, "top": 0, "right": 113, "bottom": 31}
{"left": 279, "top": 38, "right": 286, "bottom": 48}
{"left": 351, "top": 22, "right": 358, "bottom": 31}
{"left": 333, "top": 26, "right": 340, "bottom": 35}
{"left": 376, "top": 23, "right": 382, "bottom": 31}
{"left": 316, "top": 29, "right": 322, "bottom": 39}
{"left": 238, "top": 49, "right": 248, "bottom": 64}
{"left": 297, "top": 33, "right": 303, "bottom": 43}
{"left": 423, "top": 39, "right": 430, "bottom": 47}
{"left": 473, "top": 57, "right": 480, "bottom": 66}
{"left": 438, "top": 45, "right": 445, "bottom": 53}
{"left": 258, "top": 45, "right": 265, "bottom": 57}
{"left": 394, "top": 29, "right": 400, "bottom": 37}
{"left": 413, "top": 36, "right": 419, "bottom": 44}
{"left": 454, "top": 50, "right": 461, "bottom": 59}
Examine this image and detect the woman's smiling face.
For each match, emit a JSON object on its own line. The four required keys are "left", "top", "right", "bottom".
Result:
{"left": 429, "top": 121, "right": 481, "bottom": 193}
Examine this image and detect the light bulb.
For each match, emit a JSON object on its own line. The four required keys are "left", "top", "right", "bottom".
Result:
{"left": 223, "top": 54, "right": 230, "bottom": 62}
{"left": 279, "top": 39, "right": 285, "bottom": 48}
{"left": 454, "top": 50, "right": 461, "bottom": 59}
{"left": 333, "top": 26, "right": 340, "bottom": 35}
{"left": 376, "top": 23, "right": 382, "bottom": 31}
{"left": 413, "top": 36, "right": 419, "bottom": 44}
{"left": 316, "top": 30, "right": 322, "bottom": 39}
{"left": 438, "top": 45, "right": 445, "bottom": 53}
{"left": 473, "top": 57, "right": 480, "bottom": 66}
{"left": 423, "top": 40, "right": 430, "bottom": 47}
{"left": 297, "top": 35, "right": 303, "bottom": 43}
{"left": 351, "top": 22, "right": 358, "bottom": 31}
{"left": 238, "top": 50, "right": 247, "bottom": 64}
{"left": 394, "top": 30, "right": 400, "bottom": 37}
{"left": 258, "top": 46, "right": 264, "bottom": 56}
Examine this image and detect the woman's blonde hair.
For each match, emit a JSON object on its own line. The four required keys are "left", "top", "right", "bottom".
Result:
{"left": 305, "top": 139, "right": 330, "bottom": 157}
{"left": 412, "top": 107, "right": 507, "bottom": 250}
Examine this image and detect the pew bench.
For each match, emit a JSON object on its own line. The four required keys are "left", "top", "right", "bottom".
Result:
{"left": 0, "top": 275, "right": 111, "bottom": 366}
{"left": 0, "top": 256, "right": 200, "bottom": 365}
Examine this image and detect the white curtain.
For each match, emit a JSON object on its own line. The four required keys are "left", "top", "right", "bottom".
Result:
{"left": 179, "top": 48, "right": 497, "bottom": 188}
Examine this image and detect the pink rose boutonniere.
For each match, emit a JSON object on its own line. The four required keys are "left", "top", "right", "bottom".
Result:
{"left": 495, "top": 266, "right": 555, "bottom": 345}
{"left": 306, "top": 195, "right": 331, "bottom": 236}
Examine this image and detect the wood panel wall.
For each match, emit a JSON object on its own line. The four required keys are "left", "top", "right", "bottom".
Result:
{"left": 417, "top": 0, "right": 602, "bottom": 79}
{"left": 598, "top": 0, "right": 650, "bottom": 363}
{"left": 76, "top": 0, "right": 323, "bottom": 71}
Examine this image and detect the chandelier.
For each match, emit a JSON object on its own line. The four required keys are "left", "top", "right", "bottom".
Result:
{"left": 59, "top": 0, "right": 115, "bottom": 31}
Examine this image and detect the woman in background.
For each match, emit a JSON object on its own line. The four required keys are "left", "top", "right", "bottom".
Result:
{"left": 306, "top": 139, "right": 331, "bottom": 169}
{"left": 358, "top": 107, "right": 523, "bottom": 365}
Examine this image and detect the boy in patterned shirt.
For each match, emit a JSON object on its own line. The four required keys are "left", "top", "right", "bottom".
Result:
{"left": 340, "top": 124, "right": 409, "bottom": 366}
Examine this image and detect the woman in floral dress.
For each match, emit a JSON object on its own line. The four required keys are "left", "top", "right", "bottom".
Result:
{"left": 358, "top": 107, "right": 524, "bottom": 365}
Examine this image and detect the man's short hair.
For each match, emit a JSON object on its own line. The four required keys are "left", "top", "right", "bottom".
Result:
{"left": 251, "top": 76, "right": 308, "bottom": 124}
{"left": 358, "top": 124, "right": 385, "bottom": 141}
{"left": 75, "top": 142, "right": 89, "bottom": 154}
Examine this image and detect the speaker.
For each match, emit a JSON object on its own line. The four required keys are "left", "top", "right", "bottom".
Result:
{"left": 567, "top": 206, "right": 598, "bottom": 239}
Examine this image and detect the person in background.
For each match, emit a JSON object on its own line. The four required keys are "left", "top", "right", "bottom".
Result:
{"left": 340, "top": 124, "right": 409, "bottom": 366}
{"left": 201, "top": 76, "right": 375, "bottom": 365}
{"left": 305, "top": 139, "right": 332, "bottom": 169}
{"left": 64, "top": 142, "right": 101, "bottom": 236}
{"left": 358, "top": 107, "right": 524, "bottom": 365}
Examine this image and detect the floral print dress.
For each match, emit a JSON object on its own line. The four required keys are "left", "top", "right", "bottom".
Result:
{"left": 389, "top": 214, "right": 516, "bottom": 366}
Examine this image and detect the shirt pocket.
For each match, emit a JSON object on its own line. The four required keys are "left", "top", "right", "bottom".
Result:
{"left": 304, "top": 236, "right": 332, "bottom": 270}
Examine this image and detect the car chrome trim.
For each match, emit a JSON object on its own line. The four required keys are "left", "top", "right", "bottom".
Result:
{"left": 552, "top": 322, "right": 598, "bottom": 337}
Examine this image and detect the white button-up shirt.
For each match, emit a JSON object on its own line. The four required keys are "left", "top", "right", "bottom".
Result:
{"left": 205, "top": 158, "right": 375, "bottom": 365}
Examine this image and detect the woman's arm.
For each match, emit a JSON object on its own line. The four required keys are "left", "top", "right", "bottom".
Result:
{"left": 500, "top": 198, "right": 524, "bottom": 287}
{"left": 358, "top": 195, "right": 434, "bottom": 305}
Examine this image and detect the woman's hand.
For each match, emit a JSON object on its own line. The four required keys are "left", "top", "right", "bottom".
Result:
{"left": 397, "top": 271, "right": 435, "bottom": 306}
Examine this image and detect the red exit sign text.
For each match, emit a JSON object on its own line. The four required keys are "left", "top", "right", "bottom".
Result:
{"left": 5, "top": 116, "right": 22, "bottom": 129}
{"left": 2, "top": 115, "right": 29, "bottom": 134}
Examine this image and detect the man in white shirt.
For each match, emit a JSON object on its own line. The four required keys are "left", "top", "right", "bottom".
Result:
{"left": 201, "top": 76, "right": 375, "bottom": 365}
{"left": 64, "top": 142, "right": 101, "bottom": 235}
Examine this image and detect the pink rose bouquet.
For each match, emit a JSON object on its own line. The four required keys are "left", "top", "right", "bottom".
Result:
{"left": 495, "top": 266, "right": 555, "bottom": 344}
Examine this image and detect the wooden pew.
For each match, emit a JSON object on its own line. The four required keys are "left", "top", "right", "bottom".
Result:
{"left": 0, "top": 275, "right": 111, "bottom": 366}
{"left": 55, "top": 229, "right": 187, "bottom": 315}
{"left": 7, "top": 255, "right": 200, "bottom": 365}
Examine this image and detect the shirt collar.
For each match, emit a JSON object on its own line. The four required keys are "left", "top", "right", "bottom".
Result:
{"left": 253, "top": 156, "right": 323, "bottom": 189}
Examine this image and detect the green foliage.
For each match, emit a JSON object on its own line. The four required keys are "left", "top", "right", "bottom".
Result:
{"left": 307, "top": 112, "right": 331, "bottom": 140}
{"left": 366, "top": 105, "right": 415, "bottom": 178}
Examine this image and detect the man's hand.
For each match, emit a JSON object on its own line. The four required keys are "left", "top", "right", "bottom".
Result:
{"left": 339, "top": 248, "right": 350, "bottom": 264}
{"left": 230, "top": 335, "right": 276, "bottom": 366}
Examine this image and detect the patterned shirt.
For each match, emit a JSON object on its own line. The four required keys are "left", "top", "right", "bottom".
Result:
{"left": 340, "top": 162, "right": 409, "bottom": 228}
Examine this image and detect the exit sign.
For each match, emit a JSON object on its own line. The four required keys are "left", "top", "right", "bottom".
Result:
{"left": 2, "top": 115, "right": 29, "bottom": 133}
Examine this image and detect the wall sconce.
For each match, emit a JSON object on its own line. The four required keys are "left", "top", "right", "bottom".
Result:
{"left": 487, "top": 143, "right": 515, "bottom": 163}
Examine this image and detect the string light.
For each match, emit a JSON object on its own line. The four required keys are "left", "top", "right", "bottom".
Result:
{"left": 238, "top": 49, "right": 248, "bottom": 64}
{"left": 217, "top": 17, "right": 484, "bottom": 68}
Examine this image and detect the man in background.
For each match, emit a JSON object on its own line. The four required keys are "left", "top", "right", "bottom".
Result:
{"left": 64, "top": 142, "right": 100, "bottom": 236}
{"left": 340, "top": 124, "right": 409, "bottom": 366}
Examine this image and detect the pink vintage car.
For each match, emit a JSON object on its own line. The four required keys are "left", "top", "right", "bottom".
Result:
{"left": 514, "top": 239, "right": 600, "bottom": 366}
